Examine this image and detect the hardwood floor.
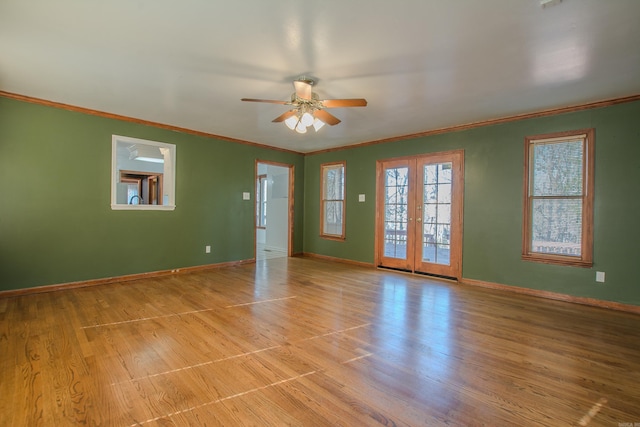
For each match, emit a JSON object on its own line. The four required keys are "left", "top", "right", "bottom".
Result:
{"left": 1, "top": 257, "right": 639, "bottom": 426}
{"left": 256, "top": 243, "right": 287, "bottom": 260}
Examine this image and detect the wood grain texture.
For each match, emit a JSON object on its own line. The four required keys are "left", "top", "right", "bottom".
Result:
{"left": 1, "top": 257, "right": 639, "bottom": 426}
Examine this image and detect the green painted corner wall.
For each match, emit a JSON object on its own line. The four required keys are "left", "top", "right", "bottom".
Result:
{"left": 303, "top": 100, "right": 640, "bottom": 306}
{"left": 0, "top": 97, "right": 305, "bottom": 291}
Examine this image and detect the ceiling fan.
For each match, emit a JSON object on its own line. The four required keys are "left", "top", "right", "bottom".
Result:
{"left": 241, "top": 77, "right": 367, "bottom": 133}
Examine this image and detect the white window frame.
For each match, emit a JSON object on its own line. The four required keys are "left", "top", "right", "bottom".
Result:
{"left": 111, "top": 135, "right": 176, "bottom": 210}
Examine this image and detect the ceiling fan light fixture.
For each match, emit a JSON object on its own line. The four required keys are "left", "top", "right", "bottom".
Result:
{"left": 300, "top": 112, "right": 314, "bottom": 127}
{"left": 284, "top": 114, "right": 299, "bottom": 130}
{"left": 312, "top": 118, "right": 325, "bottom": 131}
{"left": 295, "top": 121, "right": 307, "bottom": 133}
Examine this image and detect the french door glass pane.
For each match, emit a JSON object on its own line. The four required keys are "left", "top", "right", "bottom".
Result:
{"left": 437, "top": 244, "right": 451, "bottom": 265}
{"left": 384, "top": 167, "right": 409, "bottom": 259}
{"left": 437, "top": 205, "right": 451, "bottom": 225}
{"left": 424, "top": 184, "right": 437, "bottom": 202}
{"left": 437, "top": 184, "right": 452, "bottom": 203}
{"left": 422, "top": 162, "right": 452, "bottom": 266}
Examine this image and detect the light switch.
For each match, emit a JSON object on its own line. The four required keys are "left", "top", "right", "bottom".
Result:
{"left": 358, "top": 194, "right": 366, "bottom": 202}
{"left": 243, "top": 192, "right": 251, "bottom": 200}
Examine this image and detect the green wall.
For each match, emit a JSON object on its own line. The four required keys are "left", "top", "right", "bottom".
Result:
{"left": 3, "top": 95, "right": 639, "bottom": 306}
{"left": 0, "top": 97, "right": 305, "bottom": 291}
{"left": 304, "top": 100, "right": 640, "bottom": 306}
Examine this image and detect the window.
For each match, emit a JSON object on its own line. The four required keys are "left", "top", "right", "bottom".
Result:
{"left": 522, "top": 129, "right": 594, "bottom": 267}
{"left": 321, "top": 161, "right": 346, "bottom": 239}
{"left": 111, "top": 135, "right": 176, "bottom": 210}
{"left": 256, "top": 174, "right": 267, "bottom": 228}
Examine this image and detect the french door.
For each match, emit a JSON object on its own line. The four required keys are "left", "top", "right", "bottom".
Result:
{"left": 375, "top": 150, "right": 464, "bottom": 279}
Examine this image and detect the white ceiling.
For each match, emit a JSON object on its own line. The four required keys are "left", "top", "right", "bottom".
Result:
{"left": 1, "top": 1, "right": 639, "bottom": 153}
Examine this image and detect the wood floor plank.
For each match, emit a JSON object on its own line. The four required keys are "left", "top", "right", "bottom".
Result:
{"left": 2, "top": 257, "right": 640, "bottom": 426}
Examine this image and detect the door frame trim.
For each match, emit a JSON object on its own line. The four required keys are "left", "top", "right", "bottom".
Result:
{"left": 255, "top": 160, "right": 295, "bottom": 259}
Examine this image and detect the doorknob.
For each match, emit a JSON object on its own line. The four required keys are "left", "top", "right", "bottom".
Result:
{"left": 416, "top": 217, "right": 422, "bottom": 223}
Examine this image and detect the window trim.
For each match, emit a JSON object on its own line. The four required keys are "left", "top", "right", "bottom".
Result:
{"left": 320, "top": 161, "right": 346, "bottom": 240}
{"left": 522, "top": 128, "right": 595, "bottom": 267}
{"left": 111, "top": 135, "right": 176, "bottom": 211}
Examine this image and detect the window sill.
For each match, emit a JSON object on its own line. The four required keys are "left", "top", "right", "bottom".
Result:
{"left": 320, "top": 235, "right": 346, "bottom": 242}
{"left": 522, "top": 253, "right": 592, "bottom": 268}
{"left": 111, "top": 204, "right": 176, "bottom": 211}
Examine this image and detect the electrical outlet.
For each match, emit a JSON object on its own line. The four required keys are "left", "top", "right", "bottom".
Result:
{"left": 205, "top": 245, "right": 211, "bottom": 253}
{"left": 596, "top": 271, "right": 605, "bottom": 283}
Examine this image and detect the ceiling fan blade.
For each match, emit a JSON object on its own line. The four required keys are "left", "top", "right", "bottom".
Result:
{"left": 272, "top": 110, "right": 297, "bottom": 123}
{"left": 241, "top": 98, "right": 288, "bottom": 104}
{"left": 314, "top": 109, "right": 341, "bottom": 126}
{"left": 293, "top": 80, "right": 312, "bottom": 100}
{"left": 320, "top": 98, "right": 368, "bottom": 108}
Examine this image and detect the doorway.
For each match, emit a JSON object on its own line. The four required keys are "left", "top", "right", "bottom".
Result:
{"left": 375, "top": 150, "right": 464, "bottom": 279}
{"left": 119, "top": 170, "right": 163, "bottom": 205}
{"left": 255, "top": 161, "right": 294, "bottom": 260}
